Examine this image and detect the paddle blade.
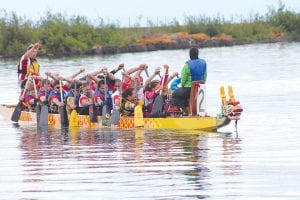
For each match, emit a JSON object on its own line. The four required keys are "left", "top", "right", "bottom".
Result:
{"left": 134, "top": 105, "right": 144, "bottom": 127}
{"left": 60, "top": 105, "right": 69, "bottom": 126}
{"left": 39, "top": 105, "right": 48, "bottom": 127}
{"left": 109, "top": 108, "right": 120, "bottom": 125}
{"left": 69, "top": 109, "right": 79, "bottom": 127}
{"left": 102, "top": 105, "right": 109, "bottom": 126}
{"left": 151, "top": 95, "right": 164, "bottom": 117}
{"left": 11, "top": 101, "right": 22, "bottom": 122}
{"left": 36, "top": 103, "right": 41, "bottom": 126}
{"left": 89, "top": 104, "right": 98, "bottom": 123}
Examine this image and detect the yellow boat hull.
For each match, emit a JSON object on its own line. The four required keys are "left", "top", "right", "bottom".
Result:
{"left": 1, "top": 105, "right": 230, "bottom": 131}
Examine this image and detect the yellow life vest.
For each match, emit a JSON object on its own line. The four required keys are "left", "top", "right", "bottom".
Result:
{"left": 27, "top": 59, "right": 40, "bottom": 75}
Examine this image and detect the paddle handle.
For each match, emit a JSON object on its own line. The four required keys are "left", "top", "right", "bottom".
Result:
{"left": 103, "top": 74, "right": 107, "bottom": 101}
{"left": 160, "top": 65, "right": 169, "bottom": 95}
{"left": 32, "top": 77, "right": 38, "bottom": 98}
{"left": 59, "top": 80, "right": 63, "bottom": 102}
{"left": 45, "top": 75, "right": 48, "bottom": 99}
{"left": 144, "top": 67, "right": 149, "bottom": 77}
{"left": 20, "top": 76, "right": 31, "bottom": 99}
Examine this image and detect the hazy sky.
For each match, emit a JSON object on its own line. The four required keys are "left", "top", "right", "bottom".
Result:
{"left": 1, "top": 0, "right": 300, "bottom": 26}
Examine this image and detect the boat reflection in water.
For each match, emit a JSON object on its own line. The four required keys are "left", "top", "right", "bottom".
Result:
{"left": 18, "top": 126, "right": 242, "bottom": 199}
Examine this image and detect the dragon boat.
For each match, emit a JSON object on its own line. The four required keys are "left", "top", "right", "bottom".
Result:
{"left": 0, "top": 105, "right": 230, "bottom": 131}
{"left": 0, "top": 85, "right": 243, "bottom": 131}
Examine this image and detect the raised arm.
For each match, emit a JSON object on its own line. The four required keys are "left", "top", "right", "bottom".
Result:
{"left": 110, "top": 63, "right": 125, "bottom": 75}
{"left": 23, "top": 42, "right": 41, "bottom": 59}
{"left": 143, "top": 67, "right": 161, "bottom": 90}
{"left": 167, "top": 71, "right": 179, "bottom": 85}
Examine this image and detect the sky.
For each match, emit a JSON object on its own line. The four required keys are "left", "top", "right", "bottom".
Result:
{"left": 1, "top": 0, "right": 300, "bottom": 26}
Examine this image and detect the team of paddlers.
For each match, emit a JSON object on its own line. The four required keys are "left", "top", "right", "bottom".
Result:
{"left": 17, "top": 63, "right": 186, "bottom": 119}
{"left": 16, "top": 42, "right": 210, "bottom": 121}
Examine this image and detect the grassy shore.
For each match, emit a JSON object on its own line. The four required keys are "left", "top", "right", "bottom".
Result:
{"left": 0, "top": 4, "right": 299, "bottom": 58}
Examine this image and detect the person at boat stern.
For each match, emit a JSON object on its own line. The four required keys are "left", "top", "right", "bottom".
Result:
{"left": 171, "top": 47, "right": 207, "bottom": 115}
{"left": 18, "top": 42, "right": 42, "bottom": 85}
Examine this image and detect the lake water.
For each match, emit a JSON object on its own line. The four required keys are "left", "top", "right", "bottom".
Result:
{"left": 0, "top": 42, "right": 300, "bottom": 199}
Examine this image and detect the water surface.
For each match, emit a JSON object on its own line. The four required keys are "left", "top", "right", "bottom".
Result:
{"left": 0, "top": 42, "right": 300, "bottom": 199}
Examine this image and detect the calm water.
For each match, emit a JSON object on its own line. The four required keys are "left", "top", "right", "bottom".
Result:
{"left": 0, "top": 42, "right": 300, "bottom": 199}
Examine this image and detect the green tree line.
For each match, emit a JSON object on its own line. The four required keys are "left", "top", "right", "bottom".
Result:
{"left": 0, "top": 4, "right": 299, "bottom": 57}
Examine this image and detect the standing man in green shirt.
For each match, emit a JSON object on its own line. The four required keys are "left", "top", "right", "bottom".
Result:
{"left": 171, "top": 47, "right": 207, "bottom": 115}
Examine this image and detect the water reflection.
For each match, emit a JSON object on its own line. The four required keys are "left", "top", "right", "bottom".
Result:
{"left": 222, "top": 133, "right": 242, "bottom": 177}
{"left": 18, "top": 127, "right": 242, "bottom": 199}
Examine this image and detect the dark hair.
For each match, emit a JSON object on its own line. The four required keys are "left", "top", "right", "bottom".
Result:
{"left": 97, "top": 80, "right": 105, "bottom": 89}
{"left": 189, "top": 47, "right": 199, "bottom": 60}
{"left": 122, "top": 87, "right": 135, "bottom": 99}
{"left": 53, "top": 80, "right": 60, "bottom": 87}
{"left": 145, "top": 80, "right": 159, "bottom": 92}
{"left": 71, "top": 82, "right": 82, "bottom": 90}
{"left": 81, "top": 82, "right": 89, "bottom": 88}
{"left": 97, "top": 74, "right": 105, "bottom": 79}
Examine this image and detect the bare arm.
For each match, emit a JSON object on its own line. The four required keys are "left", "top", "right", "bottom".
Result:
{"left": 80, "top": 97, "right": 93, "bottom": 106}
{"left": 167, "top": 72, "right": 179, "bottom": 84}
{"left": 68, "top": 68, "right": 85, "bottom": 80}
{"left": 45, "top": 71, "right": 60, "bottom": 81}
{"left": 53, "top": 98, "right": 64, "bottom": 107}
{"left": 143, "top": 67, "right": 161, "bottom": 90}
{"left": 110, "top": 63, "right": 125, "bottom": 75}
{"left": 23, "top": 42, "right": 41, "bottom": 59}
{"left": 103, "top": 69, "right": 115, "bottom": 80}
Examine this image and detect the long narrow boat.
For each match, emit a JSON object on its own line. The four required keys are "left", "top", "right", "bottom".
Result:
{"left": 0, "top": 104, "right": 232, "bottom": 131}
{"left": 1, "top": 84, "right": 243, "bottom": 131}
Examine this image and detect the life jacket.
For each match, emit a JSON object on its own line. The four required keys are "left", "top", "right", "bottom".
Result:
{"left": 120, "top": 98, "right": 135, "bottom": 117}
{"left": 27, "top": 58, "right": 40, "bottom": 75}
{"left": 78, "top": 93, "right": 90, "bottom": 115}
{"left": 24, "top": 93, "right": 37, "bottom": 112}
{"left": 48, "top": 91, "right": 63, "bottom": 114}
{"left": 187, "top": 59, "right": 206, "bottom": 81}
{"left": 66, "top": 91, "right": 80, "bottom": 114}
{"left": 144, "top": 91, "right": 157, "bottom": 112}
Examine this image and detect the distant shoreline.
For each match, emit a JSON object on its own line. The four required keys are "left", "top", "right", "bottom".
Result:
{"left": 1, "top": 7, "right": 299, "bottom": 59}
{"left": 1, "top": 34, "right": 294, "bottom": 59}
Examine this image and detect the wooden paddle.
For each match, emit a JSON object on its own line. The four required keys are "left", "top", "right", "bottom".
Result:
{"left": 89, "top": 81, "right": 98, "bottom": 123}
{"left": 59, "top": 80, "right": 69, "bottom": 126}
{"left": 151, "top": 65, "right": 169, "bottom": 117}
{"left": 109, "top": 107, "right": 120, "bottom": 126}
{"left": 69, "top": 82, "right": 79, "bottom": 127}
{"left": 109, "top": 68, "right": 125, "bottom": 126}
{"left": 102, "top": 75, "right": 109, "bottom": 126}
{"left": 11, "top": 77, "right": 31, "bottom": 122}
{"left": 39, "top": 75, "right": 49, "bottom": 127}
